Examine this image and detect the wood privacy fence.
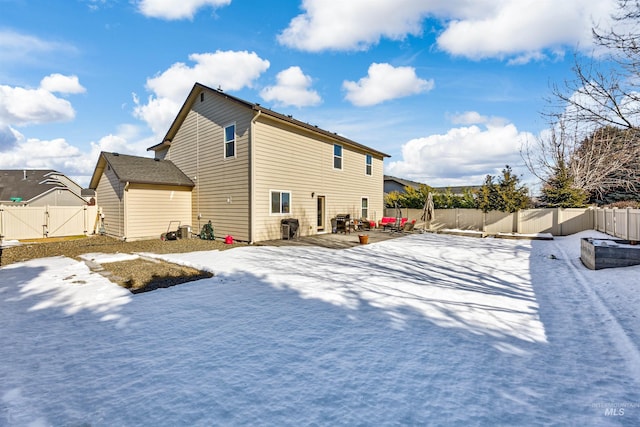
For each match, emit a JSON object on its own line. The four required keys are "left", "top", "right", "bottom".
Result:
{"left": 0, "top": 205, "right": 99, "bottom": 240}
{"left": 384, "top": 207, "right": 640, "bottom": 239}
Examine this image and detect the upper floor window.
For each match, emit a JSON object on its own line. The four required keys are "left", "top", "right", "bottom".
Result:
{"left": 333, "top": 144, "right": 343, "bottom": 170}
{"left": 271, "top": 190, "right": 291, "bottom": 214}
{"left": 225, "top": 124, "right": 235, "bottom": 158}
{"left": 365, "top": 154, "right": 372, "bottom": 175}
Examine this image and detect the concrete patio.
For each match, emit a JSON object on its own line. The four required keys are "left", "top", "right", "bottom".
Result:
{"left": 257, "top": 228, "right": 417, "bottom": 249}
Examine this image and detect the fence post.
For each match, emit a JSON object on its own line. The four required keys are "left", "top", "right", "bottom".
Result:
{"left": 626, "top": 208, "right": 631, "bottom": 240}
{"left": 44, "top": 205, "right": 49, "bottom": 238}
{"left": 84, "top": 205, "right": 88, "bottom": 235}
{"left": 482, "top": 211, "right": 486, "bottom": 233}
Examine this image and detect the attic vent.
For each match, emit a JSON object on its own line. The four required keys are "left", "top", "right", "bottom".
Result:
{"left": 200, "top": 93, "right": 204, "bottom": 102}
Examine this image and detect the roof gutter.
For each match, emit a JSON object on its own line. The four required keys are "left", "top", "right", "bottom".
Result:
{"left": 252, "top": 105, "right": 390, "bottom": 159}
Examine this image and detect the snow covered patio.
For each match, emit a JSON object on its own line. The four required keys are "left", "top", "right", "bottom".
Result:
{"left": 1, "top": 231, "right": 639, "bottom": 425}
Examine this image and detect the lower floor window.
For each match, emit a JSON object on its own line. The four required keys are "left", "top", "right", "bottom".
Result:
{"left": 361, "top": 197, "right": 369, "bottom": 218}
{"left": 271, "top": 190, "right": 291, "bottom": 214}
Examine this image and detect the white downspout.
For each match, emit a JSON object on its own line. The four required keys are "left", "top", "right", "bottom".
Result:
{"left": 196, "top": 111, "right": 200, "bottom": 233}
{"left": 123, "top": 181, "right": 129, "bottom": 240}
{"left": 250, "top": 109, "right": 262, "bottom": 244}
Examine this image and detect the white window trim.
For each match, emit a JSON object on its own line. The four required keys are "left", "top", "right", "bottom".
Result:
{"left": 270, "top": 190, "right": 292, "bottom": 215}
{"left": 333, "top": 144, "right": 343, "bottom": 171}
{"left": 361, "top": 196, "right": 369, "bottom": 219}
{"left": 224, "top": 122, "right": 236, "bottom": 159}
{"left": 365, "top": 154, "right": 372, "bottom": 176}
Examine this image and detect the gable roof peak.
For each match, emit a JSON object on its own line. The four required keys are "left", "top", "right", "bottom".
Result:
{"left": 148, "top": 82, "right": 390, "bottom": 158}
{"left": 89, "top": 151, "right": 194, "bottom": 189}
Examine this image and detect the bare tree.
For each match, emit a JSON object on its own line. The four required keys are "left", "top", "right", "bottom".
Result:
{"left": 524, "top": 0, "right": 640, "bottom": 203}
{"left": 550, "top": 0, "right": 640, "bottom": 129}
{"left": 522, "top": 118, "right": 640, "bottom": 203}
{"left": 571, "top": 126, "right": 640, "bottom": 201}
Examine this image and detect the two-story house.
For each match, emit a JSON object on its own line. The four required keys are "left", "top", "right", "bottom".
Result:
{"left": 90, "top": 83, "right": 389, "bottom": 242}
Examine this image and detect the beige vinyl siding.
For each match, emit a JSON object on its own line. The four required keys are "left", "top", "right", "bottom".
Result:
{"left": 252, "top": 116, "right": 384, "bottom": 241}
{"left": 96, "top": 167, "right": 125, "bottom": 238}
{"left": 124, "top": 184, "right": 192, "bottom": 241}
{"left": 165, "top": 91, "right": 252, "bottom": 241}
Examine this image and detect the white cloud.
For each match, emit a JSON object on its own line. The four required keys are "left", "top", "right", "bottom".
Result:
{"left": 436, "top": 0, "right": 615, "bottom": 61}
{"left": 448, "top": 111, "right": 489, "bottom": 125}
{"left": 277, "top": 0, "right": 617, "bottom": 63}
{"left": 0, "top": 85, "right": 76, "bottom": 126}
{"left": 260, "top": 66, "right": 321, "bottom": 108}
{"left": 145, "top": 51, "right": 270, "bottom": 103}
{"left": 343, "top": 63, "right": 433, "bottom": 107}
{"left": 386, "top": 121, "right": 534, "bottom": 186}
{"left": 134, "top": 50, "right": 270, "bottom": 136}
{"left": 277, "top": 0, "right": 428, "bottom": 52}
{"left": 0, "top": 75, "right": 86, "bottom": 126}
{"left": 0, "top": 125, "right": 153, "bottom": 187}
{"left": 0, "top": 128, "right": 84, "bottom": 171}
{"left": 133, "top": 95, "right": 181, "bottom": 136}
{"left": 0, "top": 30, "right": 77, "bottom": 66}
{"left": 40, "top": 74, "right": 86, "bottom": 94}
{"left": 137, "top": 0, "right": 231, "bottom": 20}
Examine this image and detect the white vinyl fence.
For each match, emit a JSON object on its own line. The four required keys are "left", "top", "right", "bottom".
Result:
{"left": 384, "top": 207, "right": 640, "bottom": 239}
{"left": 0, "top": 205, "right": 99, "bottom": 240}
{"left": 2, "top": 205, "right": 637, "bottom": 241}
{"left": 595, "top": 208, "right": 640, "bottom": 241}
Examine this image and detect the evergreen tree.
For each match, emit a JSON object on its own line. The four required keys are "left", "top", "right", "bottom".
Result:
{"left": 540, "top": 160, "right": 589, "bottom": 207}
{"left": 478, "top": 166, "right": 530, "bottom": 212}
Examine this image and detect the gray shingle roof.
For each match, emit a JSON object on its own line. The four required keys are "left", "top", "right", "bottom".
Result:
{"left": 0, "top": 169, "right": 62, "bottom": 202}
{"left": 384, "top": 175, "right": 481, "bottom": 194}
{"left": 101, "top": 152, "right": 194, "bottom": 187}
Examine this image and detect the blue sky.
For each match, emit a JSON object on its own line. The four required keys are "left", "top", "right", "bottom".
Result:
{"left": 0, "top": 0, "right": 618, "bottom": 189}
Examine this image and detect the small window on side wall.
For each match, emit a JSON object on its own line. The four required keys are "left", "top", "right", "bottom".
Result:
{"left": 334, "top": 144, "right": 343, "bottom": 170}
{"left": 225, "top": 124, "right": 235, "bottom": 158}
{"left": 271, "top": 190, "right": 291, "bottom": 214}
{"left": 365, "top": 154, "right": 372, "bottom": 175}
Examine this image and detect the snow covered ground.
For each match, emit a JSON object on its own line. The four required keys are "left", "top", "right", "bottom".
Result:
{"left": 1, "top": 231, "right": 639, "bottom": 426}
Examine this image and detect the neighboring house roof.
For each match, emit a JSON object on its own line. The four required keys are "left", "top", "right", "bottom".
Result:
{"left": 0, "top": 169, "right": 81, "bottom": 203}
{"left": 384, "top": 175, "right": 481, "bottom": 194}
{"left": 89, "top": 152, "right": 195, "bottom": 189}
{"left": 147, "top": 82, "right": 390, "bottom": 159}
{"left": 384, "top": 175, "right": 424, "bottom": 190}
